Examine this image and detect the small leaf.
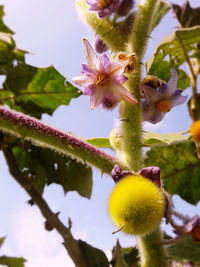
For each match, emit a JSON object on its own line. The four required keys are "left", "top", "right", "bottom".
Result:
{"left": 0, "top": 256, "right": 26, "bottom": 267}
{"left": 168, "top": 236, "right": 200, "bottom": 265}
{"left": 143, "top": 131, "right": 189, "bottom": 147}
{"left": 0, "top": 236, "right": 6, "bottom": 248}
{"left": 78, "top": 240, "right": 109, "bottom": 267}
{"left": 86, "top": 138, "right": 112, "bottom": 148}
{"left": 171, "top": 1, "right": 200, "bottom": 28}
{"left": 12, "top": 144, "right": 93, "bottom": 199}
{"left": 146, "top": 26, "right": 200, "bottom": 90}
{"left": 144, "top": 141, "right": 200, "bottom": 204}
{"left": 0, "top": 6, "right": 14, "bottom": 34}
{"left": 149, "top": 0, "right": 170, "bottom": 33}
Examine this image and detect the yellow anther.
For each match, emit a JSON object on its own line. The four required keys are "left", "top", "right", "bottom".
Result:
{"left": 95, "top": 73, "right": 108, "bottom": 86}
{"left": 99, "top": 0, "right": 112, "bottom": 8}
{"left": 156, "top": 99, "right": 171, "bottom": 112}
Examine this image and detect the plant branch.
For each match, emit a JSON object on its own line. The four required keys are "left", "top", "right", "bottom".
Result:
{"left": 0, "top": 106, "right": 127, "bottom": 174}
{"left": 3, "top": 146, "right": 87, "bottom": 267}
{"left": 177, "top": 35, "right": 198, "bottom": 121}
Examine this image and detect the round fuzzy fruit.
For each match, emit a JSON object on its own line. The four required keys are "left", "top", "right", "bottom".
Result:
{"left": 108, "top": 175, "right": 165, "bottom": 235}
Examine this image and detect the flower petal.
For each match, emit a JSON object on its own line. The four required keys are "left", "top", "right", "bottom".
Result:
{"left": 100, "top": 53, "right": 111, "bottom": 73}
{"left": 169, "top": 90, "right": 188, "bottom": 107}
{"left": 166, "top": 68, "right": 178, "bottom": 96}
{"left": 90, "top": 87, "right": 105, "bottom": 109}
{"left": 83, "top": 39, "right": 100, "bottom": 71}
{"left": 110, "top": 82, "right": 137, "bottom": 104}
{"left": 72, "top": 75, "right": 95, "bottom": 86}
{"left": 142, "top": 84, "right": 161, "bottom": 102}
{"left": 114, "top": 75, "right": 128, "bottom": 84}
{"left": 149, "top": 109, "right": 166, "bottom": 124}
{"left": 83, "top": 84, "right": 97, "bottom": 95}
{"left": 81, "top": 63, "right": 96, "bottom": 75}
{"left": 108, "top": 62, "right": 128, "bottom": 77}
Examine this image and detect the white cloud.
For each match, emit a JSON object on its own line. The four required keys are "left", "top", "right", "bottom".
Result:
{"left": 7, "top": 204, "right": 89, "bottom": 267}
{"left": 74, "top": 228, "right": 88, "bottom": 241}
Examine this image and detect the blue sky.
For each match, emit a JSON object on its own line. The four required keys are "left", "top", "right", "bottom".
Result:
{"left": 0, "top": 0, "right": 200, "bottom": 266}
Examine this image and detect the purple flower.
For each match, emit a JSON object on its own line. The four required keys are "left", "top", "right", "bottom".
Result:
{"left": 142, "top": 69, "right": 188, "bottom": 124}
{"left": 72, "top": 39, "right": 137, "bottom": 110}
{"left": 86, "top": 0, "right": 119, "bottom": 18}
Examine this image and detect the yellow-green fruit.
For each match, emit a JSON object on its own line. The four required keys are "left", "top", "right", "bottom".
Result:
{"left": 108, "top": 175, "right": 165, "bottom": 236}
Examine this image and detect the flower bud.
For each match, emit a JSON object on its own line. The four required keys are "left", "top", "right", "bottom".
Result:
{"left": 116, "top": 0, "right": 134, "bottom": 17}
{"left": 93, "top": 35, "right": 108, "bottom": 53}
{"left": 109, "top": 175, "right": 165, "bottom": 235}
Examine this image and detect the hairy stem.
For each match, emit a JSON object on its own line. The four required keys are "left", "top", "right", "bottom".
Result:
{"left": 0, "top": 106, "right": 127, "bottom": 174}
{"left": 3, "top": 147, "right": 87, "bottom": 267}
{"left": 120, "top": 0, "right": 169, "bottom": 265}
{"left": 137, "top": 229, "right": 168, "bottom": 267}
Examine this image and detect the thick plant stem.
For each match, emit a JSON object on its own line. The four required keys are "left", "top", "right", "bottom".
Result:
{"left": 0, "top": 106, "right": 127, "bottom": 174}
{"left": 137, "top": 228, "right": 168, "bottom": 267}
{"left": 120, "top": 64, "right": 142, "bottom": 171}
{"left": 120, "top": 0, "right": 169, "bottom": 266}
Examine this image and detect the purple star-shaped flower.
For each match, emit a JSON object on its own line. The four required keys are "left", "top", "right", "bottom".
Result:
{"left": 72, "top": 39, "right": 137, "bottom": 110}
{"left": 142, "top": 69, "right": 188, "bottom": 124}
{"left": 86, "top": 0, "right": 119, "bottom": 18}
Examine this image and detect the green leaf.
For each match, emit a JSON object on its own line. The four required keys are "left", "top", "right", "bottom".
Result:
{"left": 78, "top": 240, "right": 109, "bottom": 267}
{"left": 0, "top": 6, "right": 14, "bottom": 34}
{"left": 12, "top": 144, "right": 93, "bottom": 199}
{"left": 146, "top": 59, "right": 190, "bottom": 90}
{"left": 168, "top": 237, "right": 200, "bottom": 265}
{"left": 144, "top": 141, "right": 200, "bottom": 205}
{"left": 86, "top": 138, "right": 112, "bottom": 148}
{"left": 0, "top": 236, "right": 6, "bottom": 248}
{"left": 149, "top": 0, "right": 170, "bottom": 33}
{"left": 0, "top": 256, "right": 26, "bottom": 267}
{"left": 146, "top": 26, "right": 200, "bottom": 89}
{"left": 171, "top": 1, "right": 200, "bottom": 28}
{"left": 3, "top": 65, "right": 82, "bottom": 117}
{"left": 143, "top": 131, "right": 189, "bottom": 147}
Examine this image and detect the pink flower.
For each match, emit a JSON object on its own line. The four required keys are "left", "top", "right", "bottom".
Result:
{"left": 72, "top": 39, "right": 137, "bottom": 110}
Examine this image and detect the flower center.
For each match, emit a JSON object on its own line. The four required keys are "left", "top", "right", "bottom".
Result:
{"left": 95, "top": 73, "right": 108, "bottom": 86}
{"left": 156, "top": 99, "right": 171, "bottom": 112}
{"left": 99, "top": 0, "right": 112, "bottom": 8}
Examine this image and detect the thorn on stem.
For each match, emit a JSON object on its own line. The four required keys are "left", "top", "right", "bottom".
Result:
{"left": 112, "top": 224, "right": 125, "bottom": 234}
